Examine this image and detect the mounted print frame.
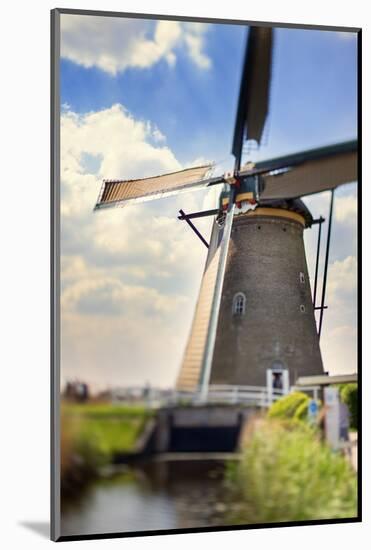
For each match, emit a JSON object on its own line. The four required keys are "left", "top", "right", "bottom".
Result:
{"left": 51, "top": 7, "right": 361, "bottom": 542}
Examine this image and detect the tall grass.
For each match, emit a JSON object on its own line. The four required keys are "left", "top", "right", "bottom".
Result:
{"left": 227, "top": 419, "right": 357, "bottom": 524}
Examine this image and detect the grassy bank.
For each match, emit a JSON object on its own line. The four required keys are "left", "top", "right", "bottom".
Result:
{"left": 61, "top": 401, "right": 154, "bottom": 496}
{"left": 226, "top": 419, "right": 357, "bottom": 524}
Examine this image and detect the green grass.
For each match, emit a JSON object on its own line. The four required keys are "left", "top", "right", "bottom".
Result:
{"left": 67, "top": 415, "right": 147, "bottom": 456}
{"left": 61, "top": 402, "right": 154, "bottom": 478}
{"left": 64, "top": 402, "right": 151, "bottom": 419}
{"left": 226, "top": 419, "right": 357, "bottom": 524}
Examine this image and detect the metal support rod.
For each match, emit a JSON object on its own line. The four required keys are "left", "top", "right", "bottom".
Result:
{"left": 199, "top": 200, "right": 236, "bottom": 401}
{"left": 313, "top": 216, "right": 325, "bottom": 308}
{"left": 318, "top": 191, "right": 335, "bottom": 339}
{"left": 314, "top": 306, "right": 328, "bottom": 310}
{"left": 311, "top": 217, "right": 325, "bottom": 225}
{"left": 178, "top": 208, "right": 219, "bottom": 220}
{"left": 178, "top": 210, "right": 209, "bottom": 249}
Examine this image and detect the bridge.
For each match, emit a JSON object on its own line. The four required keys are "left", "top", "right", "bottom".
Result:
{"left": 109, "top": 376, "right": 356, "bottom": 460}
{"left": 111, "top": 384, "right": 286, "bottom": 459}
{"left": 110, "top": 372, "right": 357, "bottom": 409}
{"left": 111, "top": 384, "right": 286, "bottom": 409}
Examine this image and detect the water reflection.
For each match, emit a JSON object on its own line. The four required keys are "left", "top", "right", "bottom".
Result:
{"left": 61, "top": 460, "right": 230, "bottom": 537}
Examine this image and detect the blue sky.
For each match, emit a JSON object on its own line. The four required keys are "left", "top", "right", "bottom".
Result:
{"left": 61, "top": 23, "right": 357, "bottom": 170}
{"left": 59, "top": 15, "right": 358, "bottom": 391}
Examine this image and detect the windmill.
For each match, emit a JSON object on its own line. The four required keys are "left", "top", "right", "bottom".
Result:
{"left": 94, "top": 27, "right": 357, "bottom": 398}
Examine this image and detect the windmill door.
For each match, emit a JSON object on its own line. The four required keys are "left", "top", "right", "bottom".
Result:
{"left": 266, "top": 361, "right": 289, "bottom": 404}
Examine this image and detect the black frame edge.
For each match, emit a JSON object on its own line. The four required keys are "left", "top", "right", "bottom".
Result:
{"left": 55, "top": 7, "right": 361, "bottom": 33}
{"left": 356, "top": 28, "right": 362, "bottom": 522}
{"left": 51, "top": 7, "right": 61, "bottom": 543}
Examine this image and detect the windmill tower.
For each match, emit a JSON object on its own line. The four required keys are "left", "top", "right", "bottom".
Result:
{"left": 94, "top": 27, "right": 357, "bottom": 397}
{"left": 177, "top": 201, "right": 323, "bottom": 392}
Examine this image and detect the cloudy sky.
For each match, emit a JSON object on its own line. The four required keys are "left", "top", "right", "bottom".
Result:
{"left": 59, "top": 14, "right": 358, "bottom": 392}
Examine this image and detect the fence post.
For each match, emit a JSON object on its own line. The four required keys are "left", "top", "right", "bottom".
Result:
{"left": 233, "top": 386, "right": 238, "bottom": 404}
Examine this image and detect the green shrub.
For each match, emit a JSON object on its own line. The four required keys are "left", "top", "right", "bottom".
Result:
{"left": 267, "top": 391, "right": 309, "bottom": 420}
{"left": 226, "top": 420, "right": 357, "bottom": 524}
{"left": 340, "top": 384, "right": 358, "bottom": 430}
{"left": 294, "top": 399, "right": 309, "bottom": 421}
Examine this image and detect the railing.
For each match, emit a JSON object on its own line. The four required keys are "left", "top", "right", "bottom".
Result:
{"left": 111, "top": 384, "right": 287, "bottom": 409}
{"left": 169, "top": 385, "right": 286, "bottom": 408}
{"left": 290, "top": 385, "right": 320, "bottom": 400}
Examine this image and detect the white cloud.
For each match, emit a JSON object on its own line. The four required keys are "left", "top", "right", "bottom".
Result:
{"left": 303, "top": 191, "right": 357, "bottom": 376}
{"left": 183, "top": 24, "right": 212, "bottom": 70}
{"left": 335, "top": 195, "right": 357, "bottom": 223}
{"left": 60, "top": 103, "right": 181, "bottom": 219}
{"left": 150, "top": 125, "right": 166, "bottom": 143}
{"left": 327, "top": 255, "right": 357, "bottom": 300}
{"left": 321, "top": 325, "right": 357, "bottom": 376}
{"left": 60, "top": 103, "right": 212, "bottom": 389}
{"left": 61, "top": 15, "right": 212, "bottom": 75}
{"left": 303, "top": 186, "right": 357, "bottom": 265}
{"left": 61, "top": 311, "right": 190, "bottom": 390}
{"left": 317, "top": 255, "right": 357, "bottom": 374}
{"left": 62, "top": 273, "right": 187, "bottom": 317}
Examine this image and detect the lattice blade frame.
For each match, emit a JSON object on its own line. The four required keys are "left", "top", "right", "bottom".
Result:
{"left": 94, "top": 164, "right": 214, "bottom": 210}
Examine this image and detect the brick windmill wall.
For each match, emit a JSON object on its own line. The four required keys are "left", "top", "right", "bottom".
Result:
{"left": 209, "top": 208, "right": 324, "bottom": 388}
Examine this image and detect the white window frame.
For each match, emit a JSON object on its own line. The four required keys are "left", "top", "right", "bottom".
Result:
{"left": 267, "top": 364, "right": 290, "bottom": 403}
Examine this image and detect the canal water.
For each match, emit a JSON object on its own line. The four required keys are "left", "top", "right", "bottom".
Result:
{"left": 61, "top": 460, "right": 237, "bottom": 537}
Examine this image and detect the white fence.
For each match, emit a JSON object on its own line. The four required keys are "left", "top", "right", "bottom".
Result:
{"left": 111, "top": 384, "right": 287, "bottom": 409}
{"left": 170, "top": 385, "right": 286, "bottom": 408}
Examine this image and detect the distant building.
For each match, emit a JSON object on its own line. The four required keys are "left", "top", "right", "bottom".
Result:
{"left": 64, "top": 380, "right": 89, "bottom": 402}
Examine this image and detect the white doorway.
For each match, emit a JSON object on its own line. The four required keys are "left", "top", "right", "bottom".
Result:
{"left": 266, "top": 361, "right": 289, "bottom": 404}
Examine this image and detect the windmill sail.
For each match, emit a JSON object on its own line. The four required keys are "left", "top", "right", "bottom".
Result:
{"left": 176, "top": 205, "right": 235, "bottom": 392}
{"left": 259, "top": 140, "right": 357, "bottom": 200}
{"left": 176, "top": 223, "right": 223, "bottom": 391}
{"left": 232, "top": 26, "right": 274, "bottom": 165}
{"left": 94, "top": 164, "right": 214, "bottom": 209}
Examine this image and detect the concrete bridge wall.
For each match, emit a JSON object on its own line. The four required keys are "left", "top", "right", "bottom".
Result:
{"left": 154, "top": 405, "right": 258, "bottom": 453}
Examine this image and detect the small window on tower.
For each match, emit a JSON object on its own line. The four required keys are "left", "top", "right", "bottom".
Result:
{"left": 300, "top": 304, "right": 306, "bottom": 313}
{"left": 233, "top": 292, "right": 246, "bottom": 316}
{"left": 300, "top": 272, "right": 305, "bottom": 283}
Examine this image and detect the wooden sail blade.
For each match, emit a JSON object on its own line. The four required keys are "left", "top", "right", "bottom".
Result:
{"left": 176, "top": 206, "right": 235, "bottom": 393}
{"left": 232, "top": 27, "right": 274, "bottom": 165}
{"left": 176, "top": 233, "right": 222, "bottom": 391}
{"left": 94, "top": 164, "right": 214, "bottom": 209}
{"left": 260, "top": 141, "right": 357, "bottom": 200}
